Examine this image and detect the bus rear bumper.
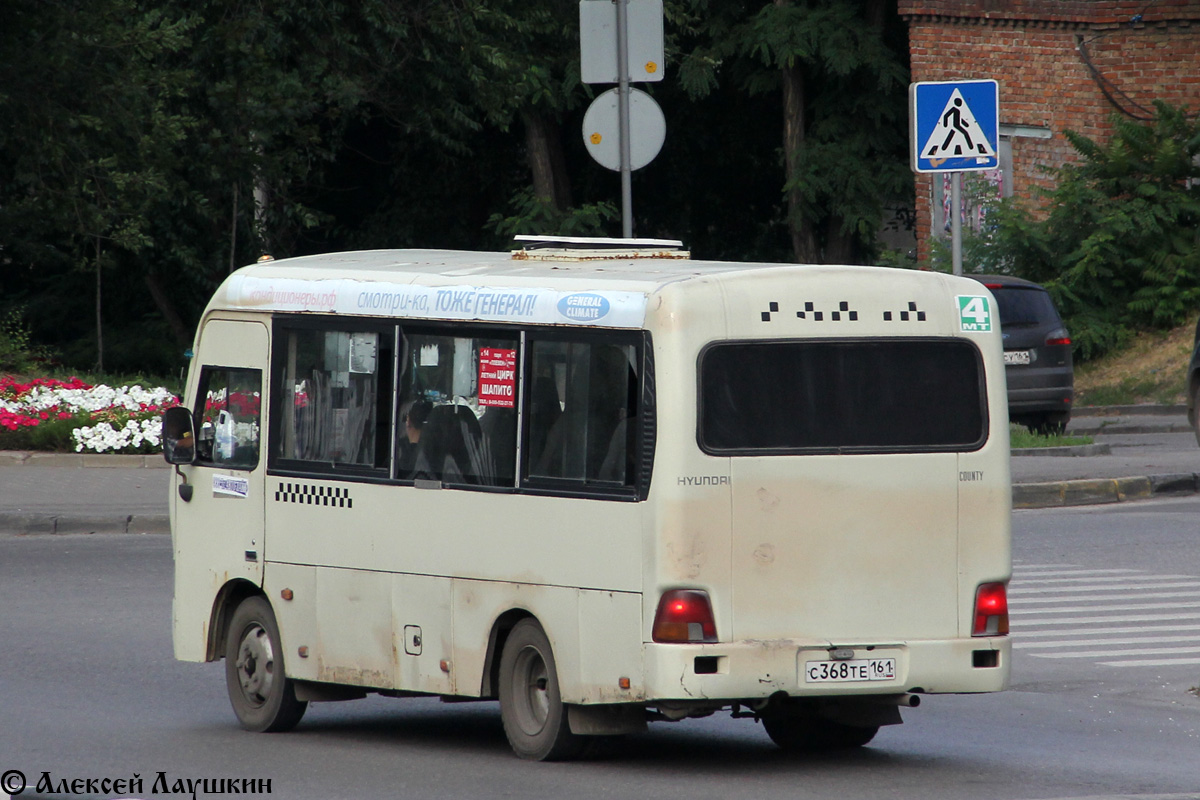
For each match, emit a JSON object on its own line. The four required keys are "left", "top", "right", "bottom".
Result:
{"left": 641, "top": 636, "right": 1010, "bottom": 702}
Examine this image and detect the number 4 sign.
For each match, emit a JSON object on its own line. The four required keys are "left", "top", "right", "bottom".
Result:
{"left": 957, "top": 295, "right": 993, "bottom": 332}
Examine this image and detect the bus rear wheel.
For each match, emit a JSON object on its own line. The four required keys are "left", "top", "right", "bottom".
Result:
{"left": 497, "top": 618, "right": 583, "bottom": 761}
{"left": 761, "top": 712, "right": 878, "bottom": 751}
{"left": 225, "top": 596, "right": 307, "bottom": 733}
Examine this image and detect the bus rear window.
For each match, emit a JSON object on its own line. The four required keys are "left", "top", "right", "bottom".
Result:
{"left": 699, "top": 339, "right": 986, "bottom": 454}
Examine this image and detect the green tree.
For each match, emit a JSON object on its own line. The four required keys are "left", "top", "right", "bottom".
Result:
{"left": 0, "top": 0, "right": 413, "bottom": 369}
{"left": 986, "top": 101, "right": 1200, "bottom": 359}
{"left": 0, "top": 0, "right": 198, "bottom": 369}
{"left": 675, "top": 0, "right": 910, "bottom": 263}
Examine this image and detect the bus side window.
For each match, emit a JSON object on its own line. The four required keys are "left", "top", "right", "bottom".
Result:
{"left": 275, "top": 326, "right": 391, "bottom": 470}
{"left": 526, "top": 339, "right": 638, "bottom": 487}
{"left": 195, "top": 367, "right": 262, "bottom": 469}
{"left": 396, "top": 332, "right": 518, "bottom": 487}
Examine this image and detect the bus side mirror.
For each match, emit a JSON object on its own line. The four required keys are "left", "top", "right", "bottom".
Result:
{"left": 163, "top": 406, "right": 197, "bottom": 466}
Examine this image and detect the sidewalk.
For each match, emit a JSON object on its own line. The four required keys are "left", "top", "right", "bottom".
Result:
{"left": 1010, "top": 405, "right": 1199, "bottom": 508}
{"left": 0, "top": 406, "right": 1196, "bottom": 534}
{"left": 0, "top": 451, "right": 169, "bottom": 535}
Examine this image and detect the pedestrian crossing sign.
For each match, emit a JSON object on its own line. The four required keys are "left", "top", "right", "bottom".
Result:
{"left": 910, "top": 80, "right": 1000, "bottom": 173}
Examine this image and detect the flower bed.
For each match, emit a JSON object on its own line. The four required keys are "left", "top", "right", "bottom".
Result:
{"left": 0, "top": 376, "right": 179, "bottom": 454}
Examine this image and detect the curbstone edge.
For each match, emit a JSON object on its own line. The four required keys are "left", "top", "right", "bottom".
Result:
{"left": 1013, "top": 472, "right": 1200, "bottom": 509}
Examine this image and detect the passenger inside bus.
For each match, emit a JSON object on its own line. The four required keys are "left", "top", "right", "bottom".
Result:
{"left": 397, "top": 399, "right": 432, "bottom": 476}
{"left": 412, "top": 404, "right": 490, "bottom": 485}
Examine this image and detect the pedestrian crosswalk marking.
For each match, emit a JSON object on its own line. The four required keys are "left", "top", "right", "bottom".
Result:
{"left": 1102, "top": 657, "right": 1200, "bottom": 668}
{"left": 1015, "top": 600, "right": 1200, "bottom": 615}
{"left": 1014, "top": 566, "right": 1136, "bottom": 574}
{"left": 1037, "top": 646, "right": 1200, "bottom": 659}
{"left": 1010, "top": 580, "right": 1200, "bottom": 595}
{"left": 1012, "top": 590, "right": 1200, "bottom": 604}
{"left": 1018, "top": 612, "right": 1200, "bottom": 626}
{"left": 1011, "top": 574, "right": 1194, "bottom": 584}
{"left": 1017, "top": 635, "right": 1200, "bottom": 649}
{"left": 1011, "top": 560, "right": 1200, "bottom": 669}
{"left": 1017, "top": 623, "right": 1200, "bottom": 638}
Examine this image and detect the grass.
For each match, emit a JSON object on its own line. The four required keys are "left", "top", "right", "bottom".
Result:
{"left": 1074, "top": 322, "right": 1192, "bottom": 406}
{"left": 1009, "top": 424, "right": 1094, "bottom": 449}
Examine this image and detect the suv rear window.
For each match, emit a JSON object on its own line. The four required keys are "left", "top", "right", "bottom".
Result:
{"left": 699, "top": 339, "right": 986, "bottom": 454}
{"left": 990, "top": 286, "right": 1060, "bottom": 328}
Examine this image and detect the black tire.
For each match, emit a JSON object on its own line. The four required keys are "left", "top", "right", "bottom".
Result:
{"left": 225, "top": 596, "right": 307, "bottom": 733}
{"left": 1193, "top": 385, "right": 1200, "bottom": 448}
{"left": 761, "top": 712, "right": 879, "bottom": 752}
{"left": 1031, "top": 411, "right": 1069, "bottom": 436}
{"left": 497, "top": 618, "right": 583, "bottom": 761}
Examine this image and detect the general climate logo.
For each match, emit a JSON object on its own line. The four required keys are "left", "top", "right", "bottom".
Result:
{"left": 557, "top": 293, "right": 611, "bottom": 322}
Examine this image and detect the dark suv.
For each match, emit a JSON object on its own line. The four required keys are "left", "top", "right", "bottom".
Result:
{"left": 967, "top": 274, "right": 1074, "bottom": 434}
{"left": 1184, "top": 316, "right": 1200, "bottom": 446}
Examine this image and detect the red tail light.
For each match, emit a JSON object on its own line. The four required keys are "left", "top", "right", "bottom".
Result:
{"left": 973, "top": 582, "right": 1009, "bottom": 636}
{"left": 1045, "top": 327, "right": 1071, "bottom": 346}
{"left": 653, "top": 589, "right": 718, "bottom": 643}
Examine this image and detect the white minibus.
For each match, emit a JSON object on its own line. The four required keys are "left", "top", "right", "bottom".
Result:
{"left": 162, "top": 237, "right": 1011, "bottom": 760}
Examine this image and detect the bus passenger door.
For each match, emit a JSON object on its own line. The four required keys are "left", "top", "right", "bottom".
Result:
{"left": 172, "top": 319, "right": 269, "bottom": 662}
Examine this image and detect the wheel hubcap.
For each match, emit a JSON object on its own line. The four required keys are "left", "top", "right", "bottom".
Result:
{"left": 236, "top": 623, "right": 275, "bottom": 707}
{"left": 512, "top": 645, "right": 550, "bottom": 735}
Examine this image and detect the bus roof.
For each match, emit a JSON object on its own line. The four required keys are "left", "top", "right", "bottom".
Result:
{"left": 210, "top": 248, "right": 973, "bottom": 330}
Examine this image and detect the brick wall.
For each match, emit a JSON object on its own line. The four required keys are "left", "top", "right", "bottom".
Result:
{"left": 900, "top": 0, "right": 1200, "bottom": 261}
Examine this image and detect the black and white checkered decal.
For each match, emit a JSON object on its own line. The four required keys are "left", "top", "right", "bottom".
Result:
{"left": 275, "top": 482, "right": 353, "bottom": 509}
{"left": 759, "top": 300, "right": 926, "bottom": 323}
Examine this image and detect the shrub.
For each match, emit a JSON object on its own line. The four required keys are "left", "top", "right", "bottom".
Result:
{"left": 985, "top": 101, "right": 1200, "bottom": 360}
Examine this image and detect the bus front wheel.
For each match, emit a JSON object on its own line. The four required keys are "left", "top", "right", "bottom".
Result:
{"left": 497, "top": 618, "right": 583, "bottom": 761}
{"left": 224, "top": 596, "right": 307, "bottom": 733}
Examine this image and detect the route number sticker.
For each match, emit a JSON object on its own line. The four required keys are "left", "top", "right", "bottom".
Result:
{"left": 957, "top": 295, "right": 993, "bottom": 332}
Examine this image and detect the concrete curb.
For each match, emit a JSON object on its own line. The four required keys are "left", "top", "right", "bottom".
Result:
{"left": 1011, "top": 443, "right": 1111, "bottom": 457}
{"left": 1073, "top": 404, "right": 1188, "bottom": 417}
{"left": 1071, "top": 422, "right": 1194, "bottom": 436}
{"left": 1013, "top": 473, "right": 1200, "bottom": 509}
{"left": 0, "top": 512, "right": 170, "bottom": 535}
{"left": 0, "top": 450, "right": 167, "bottom": 469}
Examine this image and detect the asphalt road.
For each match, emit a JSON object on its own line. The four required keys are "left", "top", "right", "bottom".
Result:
{"left": 2, "top": 498, "right": 1200, "bottom": 799}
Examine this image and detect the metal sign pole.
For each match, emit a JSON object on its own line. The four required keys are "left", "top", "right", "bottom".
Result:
{"left": 616, "top": 0, "right": 633, "bottom": 238}
{"left": 951, "top": 171, "right": 963, "bottom": 276}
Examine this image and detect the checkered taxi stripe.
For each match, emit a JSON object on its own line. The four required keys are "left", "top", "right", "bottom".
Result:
{"left": 274, "top": 482, "right": 353, "bottom": 509}
{"left": 759, "top": 300, "right": 927, "bottom": 323}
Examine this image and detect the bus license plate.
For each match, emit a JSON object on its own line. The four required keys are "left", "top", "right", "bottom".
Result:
{"left": 1003, "top": 350, "right": 1031, "bottom": 365}
{"left": 804, "top": 658, "right": 896, "bottom": 683}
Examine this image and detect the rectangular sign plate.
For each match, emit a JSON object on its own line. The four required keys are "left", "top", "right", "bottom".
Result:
{"left": 804, "top": 658, "right": 896, "bottom": 683}
{"left": 910, "top": 79, "right": 1000, "bottom": 173}
{"left": 1003, "top": 350, "right": 1031, "bottom": 365}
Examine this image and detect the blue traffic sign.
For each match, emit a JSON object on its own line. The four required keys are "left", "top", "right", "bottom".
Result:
{"left": 910, "top": 80, "right": 999, "bottom": 173}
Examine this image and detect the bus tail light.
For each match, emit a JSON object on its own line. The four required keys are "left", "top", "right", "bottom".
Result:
{"left": 973, "top": 582, "right": 1009, "bottom": 636}
{"left": 653, "top": 589, "right": 718, "bottom": 643}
